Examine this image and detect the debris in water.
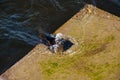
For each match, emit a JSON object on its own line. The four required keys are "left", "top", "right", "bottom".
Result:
{"left": 39, "top": 33, "right": 73, "bottom": 54}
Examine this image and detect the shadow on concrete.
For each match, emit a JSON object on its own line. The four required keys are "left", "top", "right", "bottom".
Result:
{"left": 63, "top": 40, "right": 74, "bottom": 51}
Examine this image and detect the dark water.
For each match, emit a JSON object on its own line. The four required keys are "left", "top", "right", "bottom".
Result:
{"left": 0, "top": 0, "right": 120, "bottom": 74}
{"left": 0, "top": 0, "right": 86, "bottom": 74}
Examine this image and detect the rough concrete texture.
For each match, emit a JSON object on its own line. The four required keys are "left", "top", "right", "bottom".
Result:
{"left": 1, "top": 5, "right": 120, "bottom": 80}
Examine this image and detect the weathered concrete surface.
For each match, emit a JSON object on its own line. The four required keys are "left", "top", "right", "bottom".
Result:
{"left": 1, "top": 5, "right": 120, "bottom": 80}
{"left": 0, "top": 44, "right": 48, "bottom": 80}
